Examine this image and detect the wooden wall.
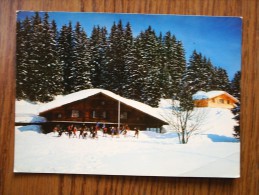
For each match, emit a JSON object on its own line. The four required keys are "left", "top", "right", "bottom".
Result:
{"left": 0, "top": 0, "right": 258, "bottom": 194}
{"left": 40, "top": 93, "right": 166, "bottom": 129}
{"left": 194, "top": 95, "right": 237, "bottom": 109}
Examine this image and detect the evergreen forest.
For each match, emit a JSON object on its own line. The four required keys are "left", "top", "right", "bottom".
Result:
{"left": 16, "top": 12, "right": 240, "bottom": 107}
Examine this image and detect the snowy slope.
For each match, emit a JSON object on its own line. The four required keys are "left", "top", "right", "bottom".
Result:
{"left": 14, "top": 99, "right": 240, "bottom": 178}
{"left": 14, "top": 126, "right": 239, "bottom": 177}
{"left": 15, "top": 100, "right": 46, "bottom": 123}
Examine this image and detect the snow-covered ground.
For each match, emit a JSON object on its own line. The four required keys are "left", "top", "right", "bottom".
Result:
{"left": 15, "top": 100, "right": 46, "bottom": 123}
{"left": 14, "top": 100, "right": 240, "bottom": 178}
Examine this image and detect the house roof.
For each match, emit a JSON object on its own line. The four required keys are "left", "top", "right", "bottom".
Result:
{"left": 39, "top": 88, "right": 168, "bottom": 124}
{"left": 192, "top": 90, "right": 239, "bottom": 103}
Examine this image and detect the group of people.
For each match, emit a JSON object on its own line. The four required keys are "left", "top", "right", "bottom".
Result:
{"left": 53, "top": 123, "right": 140, "bottom": 139}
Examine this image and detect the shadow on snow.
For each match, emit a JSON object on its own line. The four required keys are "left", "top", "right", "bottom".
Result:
{"left": 207, "top": 134, "right": 239, "bottom": 143}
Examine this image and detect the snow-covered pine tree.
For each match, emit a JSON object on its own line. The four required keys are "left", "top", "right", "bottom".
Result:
{"left": 128, "top": 32, "right": 149, "bottom": 102}
{"left": 199, "top": 56, "right": 215, "bottom": 91}
{"left": 173, "top": 40, "right": 186, "bottom": 95}
{"left": 104, "top": 22, "right": 118, "bottom": 93}
{"left": 16, "top": 17, "right": 32, "bottom": 100}
{"left": 17, "top": 13, "right": 63, "bottom": 102}
{"left": 209, "top": 66, "right": 221, "bottom": 90}
{"left": 28, "top": 12, "right": 46, "bottom": 102}
{"left": 72, "top": 22, "right": 92, "bottom": 92}
{"left": 230, "top": 71, "right": 241, "bottom": 100}
{"left": 89, "top": 25, "right": 102, "bottom": 88}
{"left": 184, "top": 50, "right": 220, "bottom": 95}
{"left": 123, "top": 40, "right": 143, "bottom": 101}
{"left": 104, "top": 20, "right": 128, "bottom": 95}
{"left": 58, "top": 22, "right": 75, "bottom": 94}
{"left": 49, "top": 20, "right": 64, "bottom": 96}
{"left": 16, "top": 20, "right": 23, "bottom": 99}
{"left": 184, "top": 50, "right": 204, "bottom": 95}
{"left": 89, "top": 26, "right": 108, "bottom": 88}
{"left": 156, "top": 32, "right": 169, "bottom": 99}
{"left": 214, "top": 67, "right": 231, "bottom": 92}
{"left": 230, "top": 71, "right": 241, "bottom": 139}
{"left": 203, "top": 58, "right": 215, "bottom": 91}
{"left": 232, "top": 104, "right": 240, "bottom": 139}
{"left": 161, "top": 32, "right": 176, "bottom": 98}
{"left": 123, "top": 22, "right": 141, "bottom": 100}
{"left": 36, "top": 13, "right": 63, "bottom": 102}
{"left": 135, "top": 26, "right": 162, "bottom": 107}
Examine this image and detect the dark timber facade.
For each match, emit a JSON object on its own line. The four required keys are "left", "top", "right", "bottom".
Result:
{"left": 39, "top": 92, "right": 168, "bottom": 130}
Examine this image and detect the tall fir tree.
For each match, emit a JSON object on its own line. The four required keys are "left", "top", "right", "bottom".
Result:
{"left": 104, "top": 20, "right": 129, "bottom": 95}
{"left": 156, "top": 32, "right": 169, "bottom": 99}
{"left": 210, "top": 66, "right": 221, "bottom": 90}
{"left": 172, "top": 40, "right": 186, "bottom": 96}
{"left": 28, "top": 12, "right": 46, "bottom": 101}
{"left": 16, "top": 20, "right": 23, "bottom": 99}
{"left": 230, "top": 71, "right": 241, "bottom": 100}
{"left": 72, "top": 22, "right": 92, "bottom": 92}
{"left": 37, "top": 13, "right": 63, "bottom": 102}
{"left": 58, "top": 22, "right": 75, "bottom": 94}
{"left": 135, "top": 27, "right": 162, "bottom": 107}
{"left": 89, "top": 26, "right": 108, "bottom": 88}
{"left": 214, "top": 67, "right": 231, "bottom": 92}
{"left": 183, "top": 50, "right": 227, "bottom": 95}
{"left": 162, "top": 32, "right": 177, "bottom": 98}
{"left": 203, "top": 58, "right": 215, "bottom": 91}
{"left": 232, "top": 104, "right": 240, "bottom": 139}
{"left": 122, "top": 22, "right": 140, "bottom": 99}
{"left": 49, "top": 20, "right": 64, "bottom": 96}
{"left": 230, "top": 71, "right": 241, "bottom": 139}
{"left": 123, "top": 42, "right": 143, "bottom": 101}
{"left": 184, "top": 50, "right": 204, "bottom": 95}
{"left": 18, "top": 12, "right": 64, "bottom": 102}
{"left": 16, "top": 17, "right": 32, "bottom": 100}
{"left": 199, "top": 57, "right": 215, "bottom": 91}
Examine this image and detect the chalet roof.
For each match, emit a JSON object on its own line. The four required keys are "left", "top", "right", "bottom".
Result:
{"left": 39, "top": 89, "right": 168, "bottom": 123}
{"left": 192, "top": 90, "right": 239, "bottom": 103}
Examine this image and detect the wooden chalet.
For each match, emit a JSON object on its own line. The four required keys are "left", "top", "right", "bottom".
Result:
{"left": 193, "top": 91, "right": 239, "bottom": 109}
{"left": 39, "top": 89, "right": 168, "bottom": 131}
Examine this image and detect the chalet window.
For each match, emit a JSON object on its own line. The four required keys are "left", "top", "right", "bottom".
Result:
{"left": 102, "top": 111, "right": 107, "bottom": 119}
{"left": 71, "top": 110, "right": 79, "bottom": 118}
{"left": 227, "top": 100, "right": 230, "bottom": 104}
{"left": 92, "top": 110, "right": 96, "bottom": 118}
{"left": 120, "top": 112, "right": 127, "bottom": 120}
{"left": 57, "top": 113, "right": 62, "bottom": 118}
{"left": 218, "top": 99, "right": 224, "bottom": 104}
{"left": 92, "top": 110, "right": 107, "bottom": 119}
{"left": 147, "top": 128, "right": 160, "bottom": 133}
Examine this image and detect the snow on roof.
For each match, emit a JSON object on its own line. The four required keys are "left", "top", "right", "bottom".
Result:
{"left": 192, "top": 90, "right": 239, "bottom": 102}
{"left": 192, "top": 91, "right": 208, "bottom": 100}
{"left": 39, "top": 88, "right": 168, "bottom": 123}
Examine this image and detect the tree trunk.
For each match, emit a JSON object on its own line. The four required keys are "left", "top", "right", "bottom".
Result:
{"left": 182, "top": 131, "right": 186, "bottom": 144}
